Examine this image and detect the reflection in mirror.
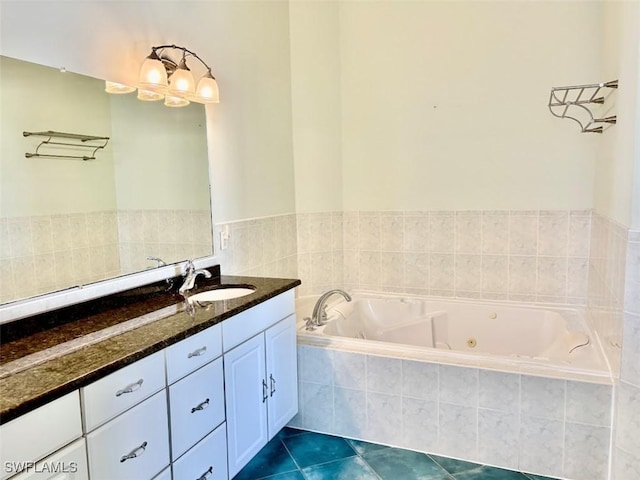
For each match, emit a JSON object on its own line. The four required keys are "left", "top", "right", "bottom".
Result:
{"left": 0, "top": 56, "right": 213, "bottom": 305}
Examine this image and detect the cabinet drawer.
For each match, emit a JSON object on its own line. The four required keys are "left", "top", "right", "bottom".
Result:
{"left": 0, "top": 391, "right": 82, "bottom": 480}
{"left": 165, "top": 324, "right": 221, "bottom": 385}
{"left": 172, "top": 424, "right": 227, "bottom": 480}
{"left": 168, "top": 358, "right": 225, "bottom": 460}
{"left": 86, "top": 390, "right": 170, "bottom": 480}
{"left": 8, "top": 438, "right": 89, "bottom": 480}
{"left": 222, "top": 290, "right": 294, "bottom": 352}
{"left": 82, "top": 351, "right": 165, "bottom": 431}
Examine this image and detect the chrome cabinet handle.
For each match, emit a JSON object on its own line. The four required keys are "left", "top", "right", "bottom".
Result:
{"left": 191, "top": 398, "right": 210, "bottom": 413}
{"left": 196, "top": 466, "right": 213, "bottom": 480}
{"left": 120, "top": 441, "right": 147, "bottom": 463}
{"left": 262, "top": 379, "right": 268, "bottom": 403}
{"left": 115, "top": 379, "right": 143, "bottom": 397}
{"left": 188, "top": 346, "right": 207, "bottom": 358}
{"left": 269, "top": 374, "right": 276, "bottom": 397}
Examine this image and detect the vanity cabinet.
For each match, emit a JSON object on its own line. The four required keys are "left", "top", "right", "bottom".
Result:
{"left": 2, "top": 288, "right": 298, "bottom": 480}
{"left": 224, "top": 314, "right": 297, "bottom": 478}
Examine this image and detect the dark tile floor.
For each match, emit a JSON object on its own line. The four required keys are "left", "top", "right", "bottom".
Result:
{"left": 234, "top": 428, "right": 558, "bottom": 480}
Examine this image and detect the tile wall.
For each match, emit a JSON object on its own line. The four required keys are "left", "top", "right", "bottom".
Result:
{"left": 297, "top": 210, "right": 592, "bottom": 305}
{"left": 117, "top": 209, "right": 213, "bottom": 274}
{"left": 613, "top": 229, "right": 640, "bottom": 479}
{"left": 213, "top": 213, "right": 298, "bottom": 279}
{"left": 0, "top": 212, "right": 121, "bottom": 303}
{"left": 293, "top": 345, "right": 613, "bottom": 480}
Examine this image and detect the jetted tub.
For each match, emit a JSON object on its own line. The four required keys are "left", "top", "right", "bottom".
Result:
{"left": 296, "top": 291, "right": 611, "bottom": 382}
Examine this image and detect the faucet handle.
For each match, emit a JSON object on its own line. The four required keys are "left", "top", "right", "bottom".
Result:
{"left": 183, "top": 259, "right": 196, "bottom": 276}
{"left": 146, "top": 256, "right": 166, "bottom": 268}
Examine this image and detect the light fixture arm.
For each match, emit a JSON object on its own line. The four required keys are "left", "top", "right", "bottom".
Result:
{"left": 148, "top": 44, "right": 216, "bottom": 79}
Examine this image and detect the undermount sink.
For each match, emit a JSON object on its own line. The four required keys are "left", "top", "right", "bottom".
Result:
{"left": 188, "top": 286, "right": 256, "bottom": 303}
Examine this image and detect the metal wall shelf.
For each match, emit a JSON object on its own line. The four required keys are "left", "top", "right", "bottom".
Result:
{"left": 548, "top": 80, "right": 618, "bottom": 133}
{"left": 23, "top": 130, "right": 110, "bottom": 160}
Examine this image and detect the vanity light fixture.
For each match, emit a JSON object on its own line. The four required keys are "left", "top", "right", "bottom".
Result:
{"left": 106, "top": 44, "right": 219, "bottom": 107}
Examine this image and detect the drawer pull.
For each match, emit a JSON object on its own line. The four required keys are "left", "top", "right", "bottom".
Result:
{"left": 191, "top": 398, "right": 210, "bottom": 413}
{"left": 120, "top": 441, "right": 148, "bottom": 463}
{"left": 196, "top": 466, "right": 213, "bottom": 480}
{"left": 188, "top": 346, "right": 207, "bottom": 358}
{"left": 262, "top": 379, "right": 268, "bottom": 403}
{"left": 270, "top": 374, "right": 276, "bottom": 397}
{"left": 115, "top": 378, "right": 144, "bottom": 397}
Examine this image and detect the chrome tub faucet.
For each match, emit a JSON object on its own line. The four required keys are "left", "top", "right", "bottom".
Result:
{"left": 310, "top": 289, "right": 352, "bottom": 327}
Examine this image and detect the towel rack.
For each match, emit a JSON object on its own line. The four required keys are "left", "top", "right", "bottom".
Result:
{"left": 548, "top": 80, "right": 618, "bottom": 133}
{"left": 23, "top": 130, "right": 110, "bottom": 160}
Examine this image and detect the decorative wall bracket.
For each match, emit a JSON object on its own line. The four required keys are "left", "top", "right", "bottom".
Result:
{"left": 548, "top": 80, "right": 618, "bottom": 133}
{"left": 23, "top": 130, "right": 110, "bottom": 161}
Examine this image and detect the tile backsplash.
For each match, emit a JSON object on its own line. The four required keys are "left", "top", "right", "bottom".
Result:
{"left": 297, "top": 209, "right": 591, "bottom": 305}
{"left": 214, "top": 213, "right": 298, "bottom": 280}
{"left": 1, "top": 209, "right": 213, "bottom": 304}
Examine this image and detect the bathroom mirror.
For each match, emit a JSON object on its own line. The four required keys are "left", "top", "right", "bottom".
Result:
{"left": 0, "top": 55, "right": 214, "bottom": 305}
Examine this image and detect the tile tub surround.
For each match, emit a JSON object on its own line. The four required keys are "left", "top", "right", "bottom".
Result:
{"left": 296, "top": 210, "right": 591, "bottom": 304}
{"left": 613, "top": 230, "right": 640, "bottom": 479}
{"left": 238, "top": 427, "right": 559, "bottom": 480}
{"left": 293, "top": 345, "right": 614, "bottom": 480}
{"left": 587, "top": 212, "right": 628, "bottom": 375}
{"left": 0, "top": 267, "right": 300, "bottom": 423}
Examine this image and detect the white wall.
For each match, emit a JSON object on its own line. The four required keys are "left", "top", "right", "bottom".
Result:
{"left": 0, "top": 0, "right": 296, "bottom": 224}
{"left": 290, "top": 1, "right": 604, "bottom": 212}
{"left": 597, "top": 0, "right": 640, "bottom": 228}
{"left": 109, "top": 95, "right": 210, "bottom": 211}
{"left": 0, "top": 56, "right": 117, "bottom": 217}
{"left": 289, "top": 0, "right": 343, "bottom": 213}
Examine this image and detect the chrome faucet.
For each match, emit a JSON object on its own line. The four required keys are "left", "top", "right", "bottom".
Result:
{"left": 311, "top": 289, "right": 352, "bottom": 327}
{"left": 178, "top": 260, "right": 212, "bottom": 295}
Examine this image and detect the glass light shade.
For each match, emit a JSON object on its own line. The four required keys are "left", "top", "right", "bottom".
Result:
{"left": 164, "top": 94, "right": 190, "bottom": 107}
{"left": 168, "top": 68, "right": 195, "bottom": 97}
{"left": 138, "top": 57, "right": 168, "bottom": 92}
{"left": 192, "top": 76, "right": 220, "bottom": 103}
{"left": 137, "top": 89, "right": 164, "bottom": 101}
{"left": 105, "top": 81, "right": 136, "bottom": 94}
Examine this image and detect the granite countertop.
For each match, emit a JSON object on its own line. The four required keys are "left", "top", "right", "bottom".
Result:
{"left": 0, "top": 267, "right": 300, "bottom": 424}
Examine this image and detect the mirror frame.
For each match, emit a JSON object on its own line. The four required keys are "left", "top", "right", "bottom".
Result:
{"left": 0, "top": 251, "right": 218, "bottom": 325}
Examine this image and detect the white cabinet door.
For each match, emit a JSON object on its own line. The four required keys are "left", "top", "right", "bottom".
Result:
{"left": 265, "top": 315, "right": 298, "bottom": 439}
{"left": 224, "top": 334, "right": 268, "bottom": 478}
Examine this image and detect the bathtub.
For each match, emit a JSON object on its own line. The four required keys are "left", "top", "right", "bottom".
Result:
{"left": 296, "top": 290, "right": 610, "bottom": 382}
{"left": 293, "top": 291, "right": 613, "bottom": 480}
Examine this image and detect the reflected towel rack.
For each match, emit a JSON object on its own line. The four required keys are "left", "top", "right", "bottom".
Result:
{"left": 548, "top": 80, "right": 618, "bottom": 133}
{"left": 23, "top": 130, "right": 110, "bottom": 161}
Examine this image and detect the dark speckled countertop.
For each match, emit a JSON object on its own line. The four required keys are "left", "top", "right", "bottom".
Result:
{"left": 0, "top": 266, "right": 300, "bottom": 424}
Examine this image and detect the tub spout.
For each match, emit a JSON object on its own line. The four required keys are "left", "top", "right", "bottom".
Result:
{"left": 311, "top": 289, "right": 352, "bottom": 326}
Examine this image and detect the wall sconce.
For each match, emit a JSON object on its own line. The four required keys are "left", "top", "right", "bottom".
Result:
{"left": 105, "top": 44, "right": 219, "bottom": 107}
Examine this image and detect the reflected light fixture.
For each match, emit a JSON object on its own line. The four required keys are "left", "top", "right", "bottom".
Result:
{"left": 105, "top": 44, "right": 219, "bottom": 107}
